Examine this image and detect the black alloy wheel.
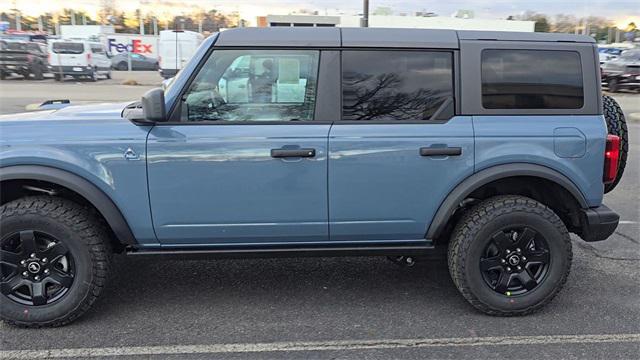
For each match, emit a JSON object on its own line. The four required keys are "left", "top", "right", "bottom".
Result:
{"left": 479, "top": 227, "right": 550, "bottom": 296}
{"left": 0, "top": 230, "right": 75, "bottom": 306}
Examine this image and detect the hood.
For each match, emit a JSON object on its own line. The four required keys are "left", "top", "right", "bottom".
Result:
{"left": 0, "top": 102, "right": 132, "bottom": 123}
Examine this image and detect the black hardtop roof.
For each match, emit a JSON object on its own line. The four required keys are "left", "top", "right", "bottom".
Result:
{"left": 215, "top": 27, "right": 596, "bottom": 49}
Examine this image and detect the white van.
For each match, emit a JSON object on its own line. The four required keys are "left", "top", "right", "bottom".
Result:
{"left": 158, "top": 30, "right": 204, "bottom": 79}
{"left": 48, "top": 40, "right": 112, "bottom": 81}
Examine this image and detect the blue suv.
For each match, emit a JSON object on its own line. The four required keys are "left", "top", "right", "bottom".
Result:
{"left": 0, "top": 28, "right": 628, "bottom": 327}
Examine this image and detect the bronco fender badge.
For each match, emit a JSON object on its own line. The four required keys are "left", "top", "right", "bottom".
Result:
{"left": 123, "top": 147, "right": 139, "bottom": 161}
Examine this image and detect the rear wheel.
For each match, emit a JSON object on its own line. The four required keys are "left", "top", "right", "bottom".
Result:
{"left": 54, "top": 74, "right": 62, "bottom": 82}
{"left": 448, "top": 195, "right": 571, "bottom": 316}
{"left": 89, "top": 68, "right": 98, "bottom": 82}
{"left": 0, "top": 196, "right": 112, "bottom": 327}
{"left": 0, "top": 71, "right": 5, "bottom": 80}
{"left": 602, "top": 95, "right": 628, "bottom": 193}
{"left": 117, "top": 62, "right": 128, "bottom": 71}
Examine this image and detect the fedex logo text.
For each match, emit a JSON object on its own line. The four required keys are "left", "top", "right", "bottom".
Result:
{"left": 107, "top": 39, "right": 153, "bottom": 54}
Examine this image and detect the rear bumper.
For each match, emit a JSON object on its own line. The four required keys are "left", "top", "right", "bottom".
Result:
{"left": 50, "top": 65, "right": 93, "bottom": 76}
{"left": 578, "top": 205, "right": 619, "bottom": 242}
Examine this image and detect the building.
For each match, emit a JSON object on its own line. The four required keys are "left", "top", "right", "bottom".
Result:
{"left": 257, "top": 14, "right": 534, "bottom": 32}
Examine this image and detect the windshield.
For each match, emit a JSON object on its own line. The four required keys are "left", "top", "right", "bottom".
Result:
{"left": 620, "top": 50, "right": 640, "bottom": 61}
{"left": 52, "top": 42, "right": 84, "bottom": 54}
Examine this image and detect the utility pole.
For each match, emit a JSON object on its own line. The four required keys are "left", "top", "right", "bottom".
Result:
{"left": 139, "top": 10, "right": 145, "bottom": 35}
{"left": 70, "top": 10, "right": 76, "bottom": 26}
{"left": 360, "top": 0, "right": 369, "bottom": 27}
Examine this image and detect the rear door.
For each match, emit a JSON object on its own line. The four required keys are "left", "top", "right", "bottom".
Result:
{"left": 328, "top": 50, "right": 474, "bottom": 243}
{"left": 51, "top": 42, "right": 86, "bottom": 67}
{"left": 147, "top": 49, "right": 331, "bottom": 245}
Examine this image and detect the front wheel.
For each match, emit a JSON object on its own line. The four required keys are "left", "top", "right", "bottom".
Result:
{"left": 448, "top": 195, "right": 571, "bottom": 316}
{"left": 0, "top": 196, "right": 112, "bottom": 327}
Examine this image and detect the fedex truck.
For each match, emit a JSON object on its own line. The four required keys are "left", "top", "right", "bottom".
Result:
{"left": 158, "top": 30, "right": 204, "bottom": 79}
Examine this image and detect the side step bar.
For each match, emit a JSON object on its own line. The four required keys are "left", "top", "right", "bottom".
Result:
{"left": 126, "top": 242, "right": 434, "bottom": 260}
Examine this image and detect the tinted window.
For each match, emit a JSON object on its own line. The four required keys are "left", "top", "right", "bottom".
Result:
{"left": 52, "top": 42, "right": 84, "bottom": 54}
{"left": 181, "top": 50, "right": 319, "bottom": 122}
{"left": 2, "top": 42, "right": 26, "bottom": 51}
{"left": 481, "top": 50, "right": 583, "bottom": 109}
{"left": 91, "top": 45, "right": 105, "bottom": 54}
{"left": 342, "top": 51, "right": 454, "bottom": 121}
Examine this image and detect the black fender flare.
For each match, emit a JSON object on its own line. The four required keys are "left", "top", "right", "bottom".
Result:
{"left": 0, "top": 165, "right": 137, "bottom": 245}
{"left": 425, "top": 163, "right": 589, "bottom": 240}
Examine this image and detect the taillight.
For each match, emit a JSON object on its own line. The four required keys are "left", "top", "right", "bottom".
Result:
{"left": 603, "top": 134, "right": 620, "bottom": 184}
{"left": 87, "top": 52, "right": 91, "bottom": 62}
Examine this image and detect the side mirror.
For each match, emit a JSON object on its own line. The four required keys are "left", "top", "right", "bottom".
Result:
{"left": 141, "top": 88, "right": 166, "bottom": 122}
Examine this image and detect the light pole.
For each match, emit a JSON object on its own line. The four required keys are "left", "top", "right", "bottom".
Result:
{"left": 361, "top": 0, "right": 369, "bottom": 27}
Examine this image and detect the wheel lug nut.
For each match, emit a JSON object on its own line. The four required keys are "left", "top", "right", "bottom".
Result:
{"left": 522, "top": 256, "right": 527, "bottom": 261}
{"left": 516, "top": 248, "right": 521, "bottom": 253}
{"left": 41, "top": 258, "right": 48, "bottom": 264}
{"left": 30, "top": 253, "right": 36, "bottom": 258}
{"left": 22, "top": 271, "right": 28, "bottom": 277}
{"left": 501, "top": 259, "right": 506, "bottom": 264}
{"left": 516, "top": 266, "right": 522, "bottom": 271}
{"left": 20, "top": 260, "right": 26, "bottom": 266}
{"left": 34, "top": 275, "right": 41, "bottom": 281}
{"left": 44, "top": 269, "right": 50, "bottom": 275}
{"left": 506, "top": 249, "right": 511, "bottom": 254}
{"left": 506, "top": 267, "right": 512, "bottom": 272}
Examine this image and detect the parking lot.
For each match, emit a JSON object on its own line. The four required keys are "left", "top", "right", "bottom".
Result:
{"left": 0, "top": 73, "right": 639, "bottom": 359}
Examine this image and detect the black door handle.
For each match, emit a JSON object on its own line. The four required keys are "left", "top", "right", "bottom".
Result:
{"left": 420, "top": 147, "right": 462, "bottom": 156}
{"left": 271, "top": 148, "right": 316, "bottom": 158}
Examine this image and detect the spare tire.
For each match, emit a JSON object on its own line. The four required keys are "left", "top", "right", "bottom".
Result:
{"left": 602, "top": 95, "right": 628, "bottom": 193}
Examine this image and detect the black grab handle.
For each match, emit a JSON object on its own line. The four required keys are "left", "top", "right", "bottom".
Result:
{"left": 419, "top": 147, "right": 462, "bottom": 157}
{"left": 271, "top": 148, "right": 316, "bottom": 158}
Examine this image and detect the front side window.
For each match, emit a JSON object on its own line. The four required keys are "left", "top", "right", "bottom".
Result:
{"left": 481, "top": 49, "right": 584, "bottom": 109}
{"left": 342, "top": 51, "right": 454, "bottom": 121}
{"left": 181, "top": 49, "right": 319, "bottom": 122}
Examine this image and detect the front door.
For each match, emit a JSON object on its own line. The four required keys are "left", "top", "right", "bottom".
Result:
{"left": 147, "top": 49, "right": 329, "bottom": 245}
{"left": 328, "top": 50, "right": 474, "bottom": 242}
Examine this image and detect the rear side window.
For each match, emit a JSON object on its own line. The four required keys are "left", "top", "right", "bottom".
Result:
{"left": 481, "top": 50, "right": 584, "bottom": 109}
{"left": 52, "top": 42, "right": 84, "bottom": 54}
{"left": 342, "top": 51, "right": 454, "bottom": 121}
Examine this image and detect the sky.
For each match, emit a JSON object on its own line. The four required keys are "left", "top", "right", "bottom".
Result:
{"left": 1, "top": 0, "right": 638, "bottom": 27}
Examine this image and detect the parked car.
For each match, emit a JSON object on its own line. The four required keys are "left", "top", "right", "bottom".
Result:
{"left": 601, "top": 49, "right": 640, "bottom": 92}
{"left": 0, "top": 40, "right": 48, "bottom": 80}
{"left": 111, "top": 52, "right": 159, "bottom": 71}
{"left": 48, "top": 39, "right": 112, "bottom": 81}
{"left": 0, "top": 28, "right": 629, "bottom": 327}
{"left": 598, "top": 47, "right": 623, "bottom": 64}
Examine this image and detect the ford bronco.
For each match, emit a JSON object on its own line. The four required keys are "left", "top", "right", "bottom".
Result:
{"left": 0, "top": 28, "right": 628, "bottom": 327}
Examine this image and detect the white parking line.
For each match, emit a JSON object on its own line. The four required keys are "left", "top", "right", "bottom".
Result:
{"left": 618, "top": 221, "right": 638, "bottom": 224}
{"left": 1, "top": 333, "right": 639, "bottom": 359}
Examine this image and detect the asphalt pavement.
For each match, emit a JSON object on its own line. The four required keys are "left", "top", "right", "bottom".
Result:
{"left": 0, "top": 74, "right": 638, "bottom": 359}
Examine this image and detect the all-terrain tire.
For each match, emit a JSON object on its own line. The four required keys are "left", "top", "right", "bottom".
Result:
{"left": 448, "top": 195, "right": 572, "bottom": 316}
{"left": 602, "top": 94, "right": 628, "bottom": 193}
{"left": 0, "top": 196, "right": 112, "bottom": 327}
